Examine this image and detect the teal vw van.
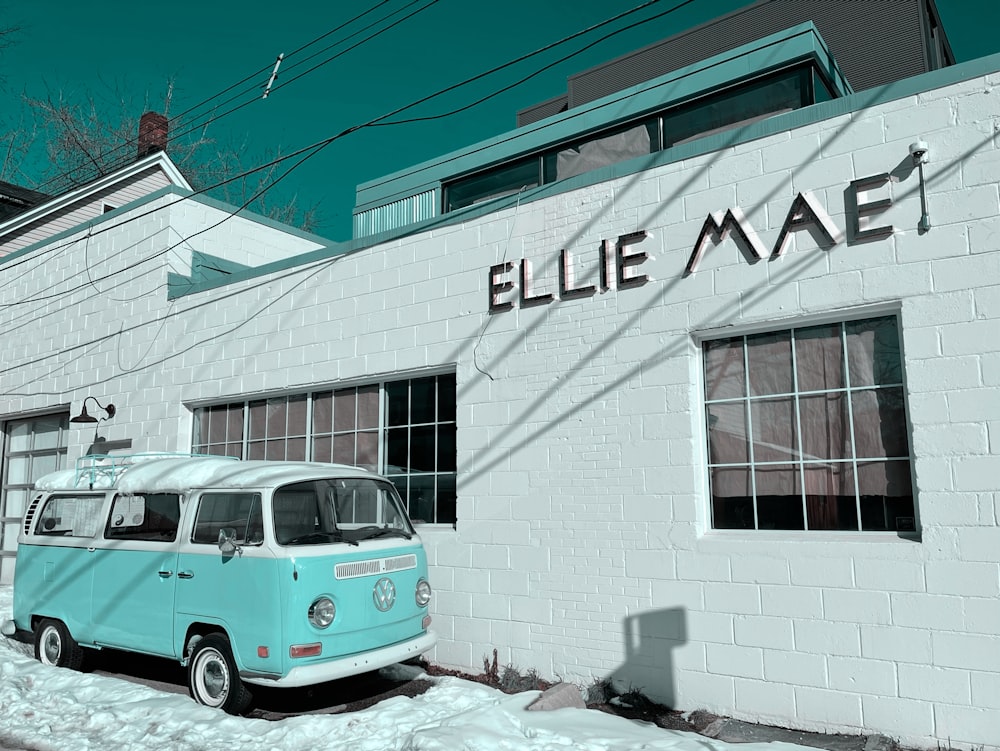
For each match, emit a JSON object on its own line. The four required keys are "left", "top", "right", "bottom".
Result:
{"left": 1, "top": 455, "right": 436, "bottom": 713}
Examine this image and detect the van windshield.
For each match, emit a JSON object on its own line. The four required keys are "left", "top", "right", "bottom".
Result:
{"left": 272, "top": 478, "right": 414, "bottom": 546}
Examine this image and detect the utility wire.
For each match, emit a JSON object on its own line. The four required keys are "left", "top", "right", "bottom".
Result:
{"left": 2, "top": 0, "right": 696, "bottom": 321}
{"left": 26, "top": 1, "right": 403, "bottom": 195}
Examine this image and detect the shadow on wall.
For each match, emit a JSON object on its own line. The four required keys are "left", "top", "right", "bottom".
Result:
{"left": 602, "top": 607, "right": 687, "bottom": 707}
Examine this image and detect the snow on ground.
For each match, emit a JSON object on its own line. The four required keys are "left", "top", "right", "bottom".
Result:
{"left": 0, "top": 585, "right": 813, "bottom": 751}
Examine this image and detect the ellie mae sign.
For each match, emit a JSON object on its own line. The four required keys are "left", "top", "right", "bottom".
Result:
{"left": 488, "top": 231, "right": 651, "bottom": 313}
{"left": 487, "top": 176, "right": 899, "bottom": 313}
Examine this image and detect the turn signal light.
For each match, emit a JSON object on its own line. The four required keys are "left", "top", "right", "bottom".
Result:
{"left": 257, "top": 646, "right": 270, "bottom": 658}
{"left": 290, "top": 643, "right": 322, "bottom": 658}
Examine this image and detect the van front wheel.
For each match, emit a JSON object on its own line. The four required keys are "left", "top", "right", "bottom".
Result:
{"left": 34, "top": 619, "right": 84, "bottom": 670}
{"left": 187, "top": 634, "right": 252, "bottom": 714}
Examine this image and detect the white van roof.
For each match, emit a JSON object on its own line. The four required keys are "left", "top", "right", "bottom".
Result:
{"left": 35, "top": 455, "right": 383, "bottom": 494}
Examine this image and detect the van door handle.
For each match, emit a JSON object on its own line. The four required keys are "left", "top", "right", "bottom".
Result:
{"left": 177, "top": 571, "right": 194, "bottom": 579}
{"left": 158, "top": 570, "right": 173, "bottom": 578}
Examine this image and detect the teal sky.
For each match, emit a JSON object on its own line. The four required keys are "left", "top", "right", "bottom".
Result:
{"left": 2, "top": 0, "right": 998, "bottom": 240}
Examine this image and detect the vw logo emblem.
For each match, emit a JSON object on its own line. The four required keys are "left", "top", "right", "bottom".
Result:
{"left": 373, "top": 577, "right": 396, "bottom": 612}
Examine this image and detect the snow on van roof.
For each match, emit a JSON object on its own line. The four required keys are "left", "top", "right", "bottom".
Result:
{"left": 34, "top": 455, "right": 381, "bottom": 493}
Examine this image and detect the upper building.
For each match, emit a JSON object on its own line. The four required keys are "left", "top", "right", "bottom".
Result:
{"left": 353, "top": 0, "right": 952, "bottom": 239}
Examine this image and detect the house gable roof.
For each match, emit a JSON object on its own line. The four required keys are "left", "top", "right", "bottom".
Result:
{"left": 0, "top": 151, "right": 192, "bottom": 246}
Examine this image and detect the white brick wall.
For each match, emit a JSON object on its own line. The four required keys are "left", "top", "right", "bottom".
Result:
{"left": 3, "top": 63, "right": 1000, "bottom": 750}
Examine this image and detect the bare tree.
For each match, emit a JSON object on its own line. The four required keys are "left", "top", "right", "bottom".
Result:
{"left": 3, "top": 74, "right": 321, "bottom": 231}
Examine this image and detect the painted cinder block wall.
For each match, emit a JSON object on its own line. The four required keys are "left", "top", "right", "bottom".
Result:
{"left": 1, "top": 67, "right": 999, "bottom": 748}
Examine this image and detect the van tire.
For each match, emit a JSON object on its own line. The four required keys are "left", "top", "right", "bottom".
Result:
{"left": 34, "top": 619, "right": 84, "bottom": 670}
{"left": 187, "top": 633, "right": 252, "bottom": 714}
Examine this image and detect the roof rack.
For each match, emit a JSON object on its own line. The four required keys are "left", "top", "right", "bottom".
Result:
{"left": 75, "top": 452, "right": 237, "bottom": 489}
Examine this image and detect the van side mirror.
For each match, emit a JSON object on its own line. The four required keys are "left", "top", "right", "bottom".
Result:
{"left": 218, "top": 527, "right": 240, "bottom": 556}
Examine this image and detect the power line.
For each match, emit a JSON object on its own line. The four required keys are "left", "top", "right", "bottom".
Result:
{"left": 25, "top": 1, "right": 407, "bottom": 195}
{"left": 1, "top": 0, "right": 700, "bottom": 336}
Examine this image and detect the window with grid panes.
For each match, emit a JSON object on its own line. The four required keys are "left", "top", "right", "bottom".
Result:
{"left": 192, "top": 374, "right": 457, "bottom": 524}
{"left": 703, "top": 316, "right": 916, "bottom": 533}
{"left": 1, "top": 413, "right": 70, "bottom": 583}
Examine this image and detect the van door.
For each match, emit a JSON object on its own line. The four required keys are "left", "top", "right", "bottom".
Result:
{"left": 173, "top": 492, "right": 279, "bottom": 675}
{"left": 17, "top": 493, "right": 106, "bottom": 641}
{"left": 89, "top": 493, "right": 181, "bottom": 656}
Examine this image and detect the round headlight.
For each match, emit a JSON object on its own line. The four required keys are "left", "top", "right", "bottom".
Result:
{"left": 415, "top": 579, "right": 432, "bottom": 607}
{"left": 308, "top": 597, "right": 336, "bottom": 628}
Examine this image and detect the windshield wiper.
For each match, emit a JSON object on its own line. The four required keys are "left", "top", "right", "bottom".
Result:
{"left": 283, "top": 531, "right": 359, "bottom": 546}
{"left": 356, "top": 526, "right": 412, "bottom": 541}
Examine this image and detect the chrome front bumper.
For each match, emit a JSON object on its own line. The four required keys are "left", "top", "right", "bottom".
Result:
{"left": 241, "top": 630, "right": 437, "bottom": 688}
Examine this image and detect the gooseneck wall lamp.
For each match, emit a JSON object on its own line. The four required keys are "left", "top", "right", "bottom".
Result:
{"left": 70, "top": 397, "right": 117, "bottom": 425}
{"left": 909, "top": 140, "right": 931, "bottom": 233}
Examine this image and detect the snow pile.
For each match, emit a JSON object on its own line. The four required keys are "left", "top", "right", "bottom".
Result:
{"left": 0, "top": 585, "right": 814, "bottom": 751}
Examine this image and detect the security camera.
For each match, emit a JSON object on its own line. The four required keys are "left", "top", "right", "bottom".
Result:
{"left": 909, "top": 140, "right": 929, "bottom": 165}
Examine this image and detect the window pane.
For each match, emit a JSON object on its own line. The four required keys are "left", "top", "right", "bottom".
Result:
{"left": 208, "top": 406, "right": 227, "bottom": 443}
{"left": 799, "top": 393, "right": 851, "bottom": 460}
{"left": 858, "top": 461, "right": 914, "bottom": 531}
{"left": 333, "top": 433, "right": 354, "bottom": 465}
{"left": 357, "top": 431, "right": 378, "bottom": 468}
{"left": 386, "top": 382, "right": 409, "bottom": 426}
{"left": 266, "top": 399, "right": 288, "bottom": 439}
{"left": 193, "top": 493, "right": 261, "bottom": 544}
{"left": 437, "top": 423, "right": 456, "bottom": 472}
{"left": 806, "top": 492, "right": 858, "bottom": 531}
{"left": 105, "top": 494, "right": 181, "bottom": 542}
{"left": 411, "top": 377, "right": 436, "bottom": 424}
{"left": 2, "top": 522, "right": 20, "bottom": 551}
{"left": 249, "top": 401, "right": 267, "bottom": 440}
{"left": 32, "top": 416, "right": 64, "bottom": 450}
{"left": 851, "top": 387, "right": 908, "bottom": 458}
{"left": 750, "top": 397, "right": 797, "bottom": 462}
{"left": 705, "top": 338, "right": 745, "bottom": 400}
{"left": 31, "top": 454, "right": 59, "bottom": 483}
{"left": 386, "top": 427, "right": 408, "bottom": 470}
{"left": 287, "top": 396, "right": 307, "bottom": 436}
{"left": 846, "top": 317, "right": 901, "bottom": 387}
{"left": 313, "top": 435, "right": 332, "bottom": 464}
{"left": 286, "top": 437, "right": 306, "bottom": 462}
{"left": 409, "top": 475, "right": 436, "bottom": 524}
{"left": 755, "top": 464, "right": 804, "bottom": 530}
{"left": 8, "top": 422, "right": 30, "bottom": 452}
{"left": 803, "top": 460, "right": 857, "bottom": 530}
{"left": 747, "top": 331, "right": 793, "bottom": 395}
{"left": 358, "top": 386, "right": 379, "bottom": 429}
{"left": 437, "top": 377, "right": 456, "bottom": 422}
{"left": 410, "top": 426, "right": 436, "bottom": 471}
{"left": 334, "top": 388, "right": 356, "bottom": 432}
{"left": 708, "top": 402, "right": 748, "bottom": 464}
{"left": 6, "top": 456, "right": 27, "bottom": 485}
{"left": 710, "top": 467, "right": 752, "bottom": 529}
{"left": 445, "top": 157, "right": 539, "bottom": 212}
{"left": 313, "top": 392, "right": 333, "bottom": 434}
{"left": 265, "top": 439, "right": 285, "bottom": 461}
{"left": 662, "top": 67, "right": 804, "bottom": 149}
{"left": 545, "top": 121, "right": 654, "bottom": 182}
{"left": 795, "top": 324, "right": 844, "bottom": 392}
{"left": 4, "top": 489, "right": 27, "bottom": 517}
{"left": 227, "top": 406, "right": 244, "bottom": 445}
{"left": 437, "top": 474, "right": 457, "bottom": 524}
{"left": 248, "top": 440, "right": 265, "bottom": 460}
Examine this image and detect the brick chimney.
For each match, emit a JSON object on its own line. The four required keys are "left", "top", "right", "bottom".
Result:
{"left": 137, "top": 111, "right": 168, "bottom": 158}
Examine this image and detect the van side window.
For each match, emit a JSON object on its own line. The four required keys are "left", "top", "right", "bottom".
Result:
{"left": 35, "top": 495, "right": 104, "bottom": 538}
{"left": 192, "top": 493, "right": 263, "bottom": 545}
{"left": 105, "top": 494, "right": 181, "bottom": 541}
